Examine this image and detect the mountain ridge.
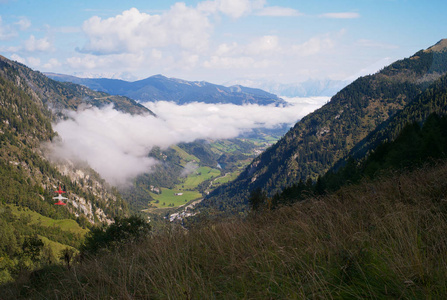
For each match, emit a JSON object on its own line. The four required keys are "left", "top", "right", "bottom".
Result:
{"left": 201, "top": 38, "right": 447, "bottom": 213}
{"left": 44, "top": 73, "right": 287, "bottom": 106}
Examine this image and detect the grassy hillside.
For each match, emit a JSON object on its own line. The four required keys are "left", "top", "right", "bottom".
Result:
{"left": 2, "top": 161, "right": 447, "bottom": 299}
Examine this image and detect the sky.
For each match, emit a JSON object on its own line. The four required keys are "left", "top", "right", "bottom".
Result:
{"left": 1, "top": 0, "right": 446, "bottom": 85}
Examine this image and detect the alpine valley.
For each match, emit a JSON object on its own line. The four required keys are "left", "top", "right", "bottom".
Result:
{"left": 2, "top": 39, "right": 447, "bottom": 299}
{"left": 0, "top": 53, "right": 289, "bottom": 283}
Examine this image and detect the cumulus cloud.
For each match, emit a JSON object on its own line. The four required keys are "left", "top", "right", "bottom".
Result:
{"left": 10, "top": 53, "right": 26, "bottom": 64}
{"left": 198, "top": 0, "right": 265, "bottom": 18}
{"left": 80, "top": 5, "right": 211, "bottom": 54}
{"left": 15, "top": 17, "right": 31, "bottom": 30}
{"left": 26, "top": 56, "right": 41, "bottom": 67}
{"left": 24, "top": 35, "right": 52, "bottom": 52}
{"left": 245, "top": 35, "right": 280, "bottom": 55}
{"left": 0, "top": 16, "right": 16, "bottom": 40}
{"left": 0, "top": 16, "right": 32, "bottom": 40}
{"left": 46, "top": 99, "right": 327, "bottom": 186}
{"left": 292, "top": 36, "right": 335, "bottom": 56}
{"left": 43, "top": 58, "right": 61, "bottom": 69}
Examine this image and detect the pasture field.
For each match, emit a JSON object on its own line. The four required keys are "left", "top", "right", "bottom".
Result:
{"left": 170, "top": 145, "right": 199, "bottom": 163}
{"left": 178, "top": 166, "right": 221, "bottom": 189}
{"left": 149, "top": 188, "right": 202, "bottom": 208}
{"left": 212, "top": 171, "right": 239, "bottom": 185}
{"left": 9, "top": 204, "right": 88, "bottom": 236}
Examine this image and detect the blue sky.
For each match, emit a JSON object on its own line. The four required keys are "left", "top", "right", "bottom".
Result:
{"left": 1, "top": 0, "right": 446, "bottom": 85}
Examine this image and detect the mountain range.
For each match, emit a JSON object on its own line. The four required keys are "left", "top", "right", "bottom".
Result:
{"left": 226, "top": 78, "right": 350, "bottom": 98}
{"left": 45, "top": 73, "right": 286, "bottom": 106}
{"left": 201, "top": 39, "right": 447, "bottom": 213}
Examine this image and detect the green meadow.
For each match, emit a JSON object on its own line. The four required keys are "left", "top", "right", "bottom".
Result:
{"left": 9, "top": 205, "right": 88, "bottom": 236}
{"left": 178, "top": 166, "right": 220, "bottom": 189}
{"left": 150, "top": 188, "right": 202, "bottom": 208}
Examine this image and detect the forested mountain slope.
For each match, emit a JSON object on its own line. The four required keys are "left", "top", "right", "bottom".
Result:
{"left": 0, "top": 55, "right": 155, "bottom": 282}
{"left": 340, "top": 71, "right": 447, "bottom": 165}
{"left": 201, "top": 39, "right": 447, "bottom": 213}
{"left": 0, "top": 55, "right": 155, "bottom": 219}
{"left": 1, "top": 56, "right": 151, "bottom": 116}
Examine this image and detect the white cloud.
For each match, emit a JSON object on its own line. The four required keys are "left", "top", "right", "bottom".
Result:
{"left": 10, "top": 53, "right": 26, "bottom": 64}
{"left": 24, "top": 35, "right": 52, "bottom": 52}
{"left": 256, "top": 6, "right": 302, "bottom": 17}
{"left": 43, "top": 58, "right": 61, "bottom": 69}
{"left": 26, "top": 56, "right": 41, "bottom": 67}
{"left": 203, "top": 56, "right": 255, "bottom": 69}
{"left": 198, "top": 0, "right": 266, "bottom": 18}
{"left": 292, "top": 36, "right": 335, "bottom": 56}
{"left": 215, "top": 42, "right": 239, "bottom": 56}
{"left": 66, "top": 54, "right": 99, "bottom": 69}
{"left": 46, "top": 99, "right": 326, "bottom": 186}
{"left": 320, "top": 12, "right": 360, "bottom": 19}
{"left": 80, "top": 5, "right": 211, "bottom": 54}
{"left": 0, "top": 16, "right": 33, "bottom": 40}
{"left": 15, "top": 17, "right": 31, "bottom": 30}
{"left": 244, "top": 35, "right": 280, "bottom": 55}
{"left": 0, "top": 16, "right": 16, "bottom": 40}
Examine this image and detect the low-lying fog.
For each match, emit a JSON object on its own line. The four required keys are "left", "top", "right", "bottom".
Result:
{"left": 45, "top": 97, "right": 329, "bottom": 186}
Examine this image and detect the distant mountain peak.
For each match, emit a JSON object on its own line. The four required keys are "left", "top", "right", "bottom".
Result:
{"left": 150, "top": 74, "right": 167, "bottom": 79}
{"left": 425, "top": 38, "right": 447, "bottom": 53}
{"left": 46, "top": 73, "right": 285, "bottom": 106}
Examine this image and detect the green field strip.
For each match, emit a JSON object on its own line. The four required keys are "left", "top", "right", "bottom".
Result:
{"left": 9, "top": 205, "right": 88, "bottom": 236}
{"left": 149, "top": 188, "right": 202, "bottom": 208}
{"left": 170, "top": 145, "right": 200, "bottom": 163}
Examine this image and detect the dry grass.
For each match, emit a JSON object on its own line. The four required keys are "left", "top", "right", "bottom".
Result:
{"left": 3, "top": 163, "right": 447, "bottom": 299}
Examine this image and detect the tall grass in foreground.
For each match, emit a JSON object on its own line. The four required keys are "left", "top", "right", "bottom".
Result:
{"left": 3, "top": 163, "right": 447, "bottom": 299}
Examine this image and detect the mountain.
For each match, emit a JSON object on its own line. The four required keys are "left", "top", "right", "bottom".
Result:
{"left": 226, "top": 78, "right": 350, "bottom": 97}
{"left": 45, "top": 73, "right": 287, "bottom": 106}
{"left": 0, "top": 54, "right": 157, "bottom": 282}
{"left": 339, "top": 71, "right": 447, "bottom": 168}
{"left": 271, "top": 74, "right": 447, "bottom": 207}
{"left": 0, "top": 54, "right": 155, "bottom": 219}
{"left": 201, "top": 39, "right": 447, "bottom": 213}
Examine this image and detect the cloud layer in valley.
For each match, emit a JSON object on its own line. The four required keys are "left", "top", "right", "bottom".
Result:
{"left": 46, "top": 98, "right": 328, "bottom": 186}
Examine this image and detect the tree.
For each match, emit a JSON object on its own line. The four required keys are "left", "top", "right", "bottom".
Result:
{"left": 249, "top": 188, "right": 267, "bottom": 212}
{"left": 82, "top": 215, "right": 151, "bottom": 255}
{"left": 22, "top": 235, "right": 44, "bottom": 262}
